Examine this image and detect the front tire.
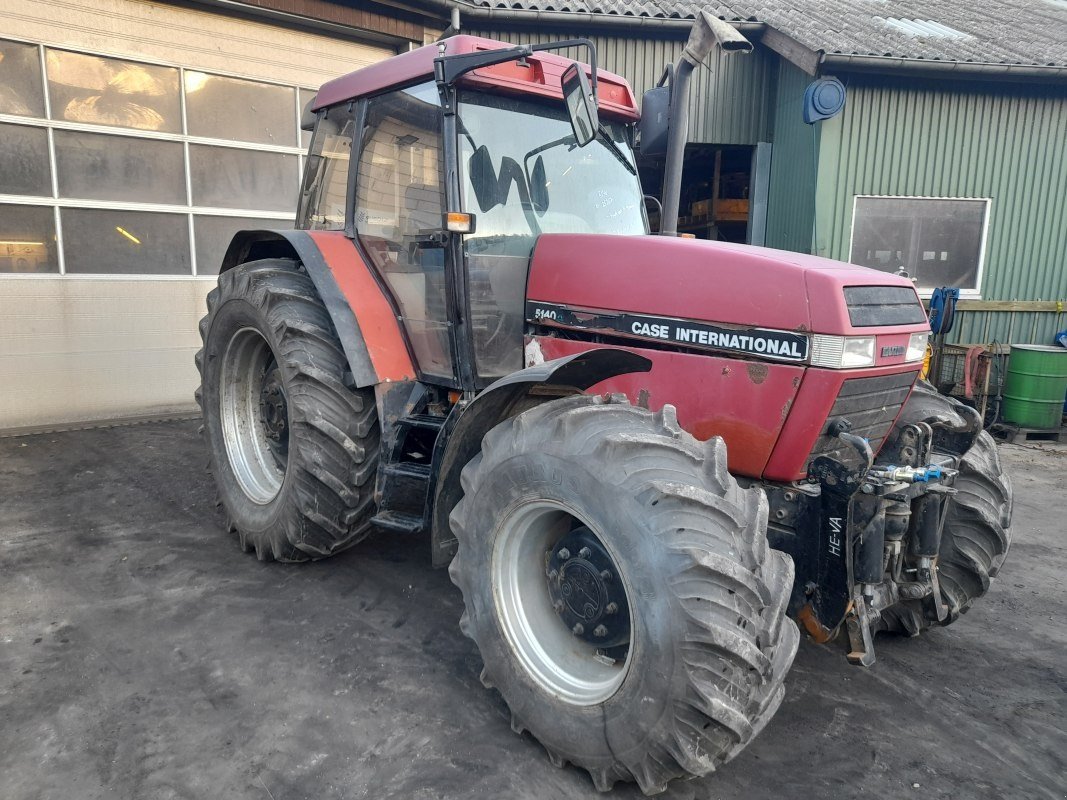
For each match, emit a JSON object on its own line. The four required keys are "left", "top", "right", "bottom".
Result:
{"left": 878, "top": 383, "right": 1013, "bottom": 634}
{"left": 195, "top": 259, "right": 380, "bottom": 561}
{"left": 448, "top": 394, "right": 798, "bottom": 795}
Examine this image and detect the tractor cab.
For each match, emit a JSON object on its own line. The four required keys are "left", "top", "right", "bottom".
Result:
{"left": 297, "top": 36, "right": 646, "bottom": 389}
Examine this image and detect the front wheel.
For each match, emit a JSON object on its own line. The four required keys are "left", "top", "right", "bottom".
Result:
{"left": 448, "top": 394, "right": 798, "bottom": 795}
{"left": 878, "top": 383, "right": 1013, "bottom": 634}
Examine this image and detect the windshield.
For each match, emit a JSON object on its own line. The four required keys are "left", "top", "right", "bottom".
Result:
{"left": 457, "top": 91, "right": 646, "bottom": 256}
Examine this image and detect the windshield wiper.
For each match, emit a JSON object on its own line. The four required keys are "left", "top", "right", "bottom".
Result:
{"left": 597, "top": 127, "right": 637, "bottom": 176}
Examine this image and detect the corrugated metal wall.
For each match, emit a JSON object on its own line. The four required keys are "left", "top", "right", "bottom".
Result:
{"left": 464, "top": 27, "right": 776, "bottom": 145}
{"left": 814, "top": 75, "right": 1067, "bottom": 345}
{"left": 765, "top": 60, "right": 815, "bottom": 253}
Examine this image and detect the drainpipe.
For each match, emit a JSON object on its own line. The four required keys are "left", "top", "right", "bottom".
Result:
{"left": 659, "top": 11, "right": 752, "bottom": 237}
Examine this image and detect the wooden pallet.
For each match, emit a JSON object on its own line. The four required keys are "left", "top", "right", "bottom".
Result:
{"left": 991, "top": 422, "right": 1066, "bottom": 444}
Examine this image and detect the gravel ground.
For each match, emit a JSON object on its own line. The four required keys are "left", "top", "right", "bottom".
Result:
{"left": 0, "top": 420, "right": 1064, "bottom": 800}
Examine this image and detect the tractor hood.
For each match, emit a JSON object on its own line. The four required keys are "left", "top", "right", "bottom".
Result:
{"left": 525, "top": 233, "right": 928, "bottom": 341}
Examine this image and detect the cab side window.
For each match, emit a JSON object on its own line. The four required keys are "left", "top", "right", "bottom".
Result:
{"left": 353, "top": 83, "right": 452, "bottom": 379}
{"left": 299, "top": 103, "right": 356, "bottom": 230}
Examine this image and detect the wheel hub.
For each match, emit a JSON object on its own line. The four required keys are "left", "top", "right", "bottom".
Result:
{"left": 258, "top": 367, "right": 289, "bottom": 463}
{"left": 547, "top": 527, "right": 630, "bottom": 648}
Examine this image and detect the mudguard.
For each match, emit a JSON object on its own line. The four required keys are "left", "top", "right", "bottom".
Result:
{"left": 429, "top": 349, "right": 652, "bottom": 566}
{"left": 220, "top": 229, "right": 415, "bottom": 388}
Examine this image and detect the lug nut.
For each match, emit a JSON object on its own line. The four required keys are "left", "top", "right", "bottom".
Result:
{"left": 553, "top": 600, "right": 565, "bottom": 614}
{"left": 600, "top": 569, "right": 612, "bottom": 582}
{"left": 557, "top": 548, "right": 571, "bottom": 561}
{"left": 579, "top": 547, "right": 592, "bottom": 559}
{"left": 547, "top": 568, "right": 558, "bottom": 580}
{"left": 572, "top": 623, "right": 584, "bottom": 636}
{"left": 593, "top": 625, "right": 608, "bottom": 638}
{"left": 605, "top": 602, "right": 618, "bottom": 615}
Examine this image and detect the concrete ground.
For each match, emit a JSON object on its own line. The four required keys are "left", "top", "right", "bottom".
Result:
{"left": 1, "top": 420, "right": 1064, "bottom": 800}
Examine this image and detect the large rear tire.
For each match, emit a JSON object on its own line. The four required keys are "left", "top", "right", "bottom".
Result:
{"left": 448, "top": 394, "right": 798, "bottom": 795}
{"left": 878, "top": 383, "right": 1013, "bottom": 634}
{"left": 195, "top": 259, "right": 380, "bottom": 561}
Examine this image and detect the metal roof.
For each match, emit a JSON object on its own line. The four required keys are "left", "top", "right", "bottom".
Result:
{"left": 452, "top": 1, "right": 1067, "bottom": 68}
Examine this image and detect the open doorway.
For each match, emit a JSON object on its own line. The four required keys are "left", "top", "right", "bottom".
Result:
{"left": 638, "top": 144, "right": 753, "bottom": 242}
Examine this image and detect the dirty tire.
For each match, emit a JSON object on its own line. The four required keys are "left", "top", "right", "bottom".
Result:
{"left": 448, "top": 394, "right": 799, "bottom": 795}
{"left": 195, "top": 258, "right": 380, "bottom": 562}
{"left": 879, "top": 386, "right": 1013, "bottom": 634}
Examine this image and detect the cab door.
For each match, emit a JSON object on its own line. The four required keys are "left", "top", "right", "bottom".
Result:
{"left": 349, "top": 82, "right": 458, "bottom": 385}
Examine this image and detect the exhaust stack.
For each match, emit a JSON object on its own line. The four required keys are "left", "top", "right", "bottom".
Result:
{"left": 660, "top": 11, "right": 752, "bottom": 237}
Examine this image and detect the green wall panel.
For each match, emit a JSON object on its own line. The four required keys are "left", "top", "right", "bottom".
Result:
{"left": 813, "top": 76, "right": 1067, "bottom": 344}
{"left": 765, "top": 60, "right": 816, "bottom": 253}
{"left": 463, "top": 27, "right": 776, "bottom": 145}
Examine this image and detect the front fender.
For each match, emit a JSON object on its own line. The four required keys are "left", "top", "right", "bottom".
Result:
{"left": 220, "top": 229, "right": 415, "bottom": 389}
{"left": 429, "top": 349, "right": 652, "bottom": 566}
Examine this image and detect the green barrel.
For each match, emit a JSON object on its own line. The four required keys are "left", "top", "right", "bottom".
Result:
{"left": 1002, "top": 345, "right": 1067, "bottom": 429}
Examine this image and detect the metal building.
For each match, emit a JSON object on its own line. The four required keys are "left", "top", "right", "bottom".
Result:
{"left": 456, "top": 0, "right": 1067, "bottom": 346}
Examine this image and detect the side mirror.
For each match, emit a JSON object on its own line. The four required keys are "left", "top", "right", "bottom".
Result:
{"left": 467, "top": 144, "right": 498, "bottom": 212}
{"left": 529, "top": 155, "right": 549, "bottom": 215}
{"left": 638, "top": 86, "right": 669, "bottom": 156}
{"left": 561, "top": 63, "right": 598, "bottom": 148}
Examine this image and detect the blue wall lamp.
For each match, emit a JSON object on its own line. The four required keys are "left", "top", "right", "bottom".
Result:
{"left": 803, "top": 77, "right": 846, "bottom": 124}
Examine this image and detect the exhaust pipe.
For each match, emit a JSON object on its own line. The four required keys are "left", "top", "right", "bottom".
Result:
{"left": 659, "top": 11, "right": 752, "bottom": 236}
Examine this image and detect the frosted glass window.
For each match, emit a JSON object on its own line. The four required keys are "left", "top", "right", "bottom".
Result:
{"left": 46, "top": 49, "right": 180, "bottom": 133}
{"left": 189, "top": 145, "right": 297, "bottom": 211}
{"left": 194, "top": 215, "right": 284, "bottom": 275}
{"left": 850, "top": 197, "right": 988, "bottom": 291}
{"left": 54, "top": 131, "right": 185, "bottom": 203}
{"left": 0, "top": 204, "right": 57, "bottom": 273}
{"left": 0, "top": 123, "right": 51, "bottom": 196}
{"left": 62, "top": 208, "right": 190, "bottom": 274}
{"left": 0, "top": 39, "right": 45, "bottom": 118}
{"left": 185, "top": 72, "right": 296, "bottom": 145}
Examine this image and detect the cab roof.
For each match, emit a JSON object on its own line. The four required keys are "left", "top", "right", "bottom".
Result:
{"left": 311, "top": 35, "right": 639, "bottom": 121}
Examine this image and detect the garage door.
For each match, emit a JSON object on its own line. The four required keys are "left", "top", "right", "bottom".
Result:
{"left": 0, "top": 0, "right": 394, "bottom": 431}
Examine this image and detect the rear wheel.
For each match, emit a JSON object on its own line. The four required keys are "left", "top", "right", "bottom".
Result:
{"left": 878, "top": 384, "right": 1013, "bottom": 634}
{"left": 195, "top": 258, "right": 380, "bottom": 561}
{"left": 448, "top": 394, "right": 798, "bottom": 795}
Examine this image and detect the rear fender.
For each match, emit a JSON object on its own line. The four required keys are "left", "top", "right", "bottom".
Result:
{"left": 429, "top": 349, "right": 652, "bottom": 567}
{"left": 220, "top": 229, "right": 415, "bottom": 388}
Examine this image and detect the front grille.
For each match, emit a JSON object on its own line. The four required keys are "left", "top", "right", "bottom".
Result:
{"left": 809, "top": 371, "right": 918, "bottom": 467}
{"left": 844, "top": 286, "right": 928, "bottom": 327}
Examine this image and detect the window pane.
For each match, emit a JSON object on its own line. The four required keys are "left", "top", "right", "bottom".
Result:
{"left": 0, "top": 39, "right": 45, "bottom": 118}
{"left": 0, "top": 123, "right": 51, "bottom": 196}
{"left": 189, "top": 144, "right": 297, "bottom": 211}
{"left": 54, "top": 130, "right": 185, "bottom": 204}
{"left": 0, "top": 204, "right": 57, "bottom": 273}
{"left": 62, "top": 208, "right": 190, "bottom": 274}
{"left": 850, "top": 198, "right": 987, "bottom": 290}
{"left": 194, "top": 215, "right": 284, "bottom": 275}
{"left": 185, "top": 72, "right": 296, "bottom": 145}
{"left": 46, "top": 49, "right": 180, "bottom": 133}
{"left": 302, "top": 104, "right": 355, "bottom": 230}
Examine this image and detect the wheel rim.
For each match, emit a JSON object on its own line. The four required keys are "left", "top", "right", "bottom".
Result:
{"left": 220, "top": 327, "right": 288, "bottom": 504}
{"left": 493, "top": 501, "right": 633, "bottom": 706}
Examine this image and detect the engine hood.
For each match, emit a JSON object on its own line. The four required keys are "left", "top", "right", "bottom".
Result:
{"left": 526, "top": 233, "right": 926, "bottom": 336}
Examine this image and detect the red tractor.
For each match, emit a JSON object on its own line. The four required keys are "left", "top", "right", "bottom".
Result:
{"left": 196, "top": 14, "right": 1013, "bottom": 794}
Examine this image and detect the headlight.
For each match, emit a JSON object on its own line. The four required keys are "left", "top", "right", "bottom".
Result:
{"left": 906, "top": 332, "right": 929, "bottom": 363}
{"left": 811, "top": 335, "right": 876, "bottom": 368}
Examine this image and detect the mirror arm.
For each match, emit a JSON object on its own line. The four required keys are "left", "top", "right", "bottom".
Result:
{"left": 528, "top": 39, "right": 598, "bottom": 99}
